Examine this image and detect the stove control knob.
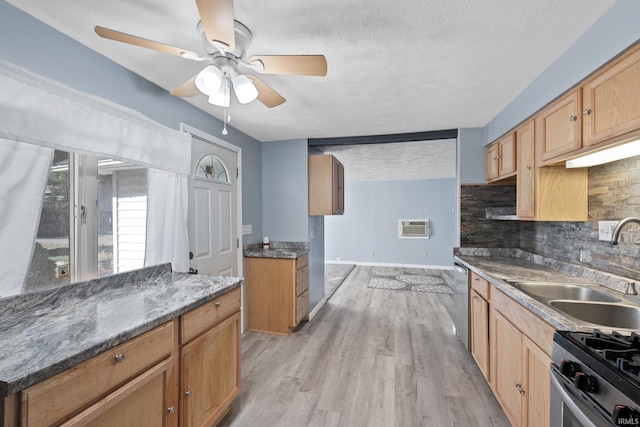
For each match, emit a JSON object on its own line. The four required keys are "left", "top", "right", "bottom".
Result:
{"left": 612, "top": 405, "right": 640, "bottom": 426}
{"left": 560, "top": 359, "right": 581, "bottom": 378}
{"left": 574, "top": 372, "right": 598, "bottom": 393}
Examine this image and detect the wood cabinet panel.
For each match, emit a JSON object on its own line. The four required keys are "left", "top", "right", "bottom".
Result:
{"left": 523, "top": 336, "right": 551, "bottom": 427}
{"left": 180, "top": 312, "right": 240, "bottom": 427}
{"left": 516, "top": 120, "right": 535, "bottom": 219}
{"left": 181, "top": 287, "right": 241, "bottom": 344}
{"left": 470, "top": 272, "right": 489, "bottom": 300}
{"left": 486, "top": 133, "right": 516, "bottom": 182}
{"left": 485, "top": 143, "right": 499, "bottom": 181}
{"left": 537, "top": 90, "right": 581, "bottom": 165}
{"left": 583, "top": 43, "right": 640, "bottom": 147}
{"left": 492, "top": 310, "right": 523, "bottom": 426}
{"left": 58, "top": 358, "right": 175, "bottom": 427}
{"left": 245, "top": 255, "right": 309, "bottom": 335}
{"left": 21, "top": 321, "right": 175, "bottom": 427}
{"left": 470, "top": 289, "right": 489, "bottom": 381}
{"left": 309, "top": 155, "right": 344, "bottom": 215}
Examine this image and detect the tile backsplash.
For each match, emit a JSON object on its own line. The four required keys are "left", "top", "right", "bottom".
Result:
{"left": 461, "top": 155, "right": 640, "bottom": 282}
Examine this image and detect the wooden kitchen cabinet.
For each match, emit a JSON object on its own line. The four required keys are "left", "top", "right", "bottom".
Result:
{"left": 485, "top": 132, "right": 516, "bottom": 182}
{"left": 309, "top": 155, "right": 344, "bottom": 215}
{"left": 536, "top": 89, "right": 582, "bottom": 166}
{"left": 179, "top": 287, "right": 241, "bottom": 427}
{"left": 19, "top": 320, "right": 178, "bottom": 427}
{"left": 516, "top": 120, "right": 536, "bottom": 219}
{"left": 245, "top": 254, "right": 309, "bottom": 335}
{"left": 470, "top": 273, "right": 490, "bottom": 381}
{"left": 489, "top": 287, "right": 555, "bottom": 427}
{"left": 13, "top": 287, "right": 242, "bottom": 427}
{"left": 516, "top": 118, "right": 588, "bottom": 221}
{"left": 582, "top": 42, "right": 640, "bottom": 148}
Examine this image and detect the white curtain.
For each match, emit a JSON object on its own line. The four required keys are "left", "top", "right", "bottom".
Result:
{"left": 0, "top": 60, "right": 192, "bottom": 292}
{"left": 0, "top": 60, "right": 191, "bottom": 175}
{"left": 146, "top": 169, "right": 190, "bottom": 273}
{"left": 0, "top": 139, "right": 53, "bottom": 296}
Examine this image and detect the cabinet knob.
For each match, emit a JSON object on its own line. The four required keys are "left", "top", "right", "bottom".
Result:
{"left": 185, "top": 390, "right": 192, "bottom": 398}
{"left": 215, "top": 301, "right": 222, "bottom": 308}
{"left": 583, "top": 109, "right": 592, "bottom": 116}
{"left": 526, "top": 165, "right": 532, "bottom": 170}
{"left": 114, "top": 353, "right": 125, "bottom": 363}
{"left": 167, "top": 406, "right": 175, "bottom": 415}
{"left": 569, "top": 115, "right": 578, "bottom": 122}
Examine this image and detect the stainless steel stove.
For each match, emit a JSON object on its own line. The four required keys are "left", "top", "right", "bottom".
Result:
{"left": 551, "top": 330, "right": 640, "bottom": 426}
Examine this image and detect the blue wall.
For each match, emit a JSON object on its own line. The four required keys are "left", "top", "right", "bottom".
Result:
{"left": 261, "top": 139, "right": 326, "bottom": 311}
{"left": 261, "top": 139, "right": 309, "bottom": 241}
{"left": 325, "top": 178, "right": 457, "bottom": 267}
{"left": 0, "top": 1, "right": 264, "bottom": 244}
{"left": 484, "top": 0, "right": 640, "bottom": 144}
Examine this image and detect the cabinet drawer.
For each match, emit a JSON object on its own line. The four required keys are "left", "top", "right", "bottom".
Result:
{"left": 296, "top": 265, "right": 309, "bottom": 296}
{"left": 296, "top": 254, "right": 309, "bottom": 271}
{"left": 21, "top": 320, "right": 175, "bottom": 427}
{"left": 295, "top": 290, "right": 309, "bottom": 325}
{"left": 181, "top": 287, "right": 241, "bottom": 344}
{"left": 470, "top": 273, "right": 489, "bottom": 300}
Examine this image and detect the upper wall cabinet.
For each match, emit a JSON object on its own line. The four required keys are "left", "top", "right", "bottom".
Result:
{"left": 309, "top": 154, "right": 344, "bottom": 216}
{"left": 485, "top": 132, "right": 516, "bottom": 182}
{"left": 536, "top": 89, "right": 582, "bottom": 166}
{"left": 582, "top": 42, "right": 640, "bottom": 149}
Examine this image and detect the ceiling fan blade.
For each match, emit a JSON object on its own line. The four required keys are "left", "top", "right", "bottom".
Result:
{"left": 171, "top": 75, "right": 199, "bottom": 97}
{"left": 95, "top": 26, "right": 198, "bottom": 59}
{"left": 249, "top": 55, "right": 327, "bottom": 76}
{"left": 195, "top": 0, "right": 235, "bottom": 52}
{"left": 247, "top": 76, "right": 286, "bottom": 108}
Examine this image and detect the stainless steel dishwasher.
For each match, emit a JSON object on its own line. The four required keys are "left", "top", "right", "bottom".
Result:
{"left": 442, "top": 261, "right": 469, "bottom": 350}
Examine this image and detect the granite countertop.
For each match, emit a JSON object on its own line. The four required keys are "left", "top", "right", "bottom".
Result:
{"left": 0, "top": 264, "right": 243, "bottom": 396}
{"left": 454, "top": 248, "right": 638, "bottom": 332}
{"left": 243, "top": 241, "right": 309, "bottom": 259}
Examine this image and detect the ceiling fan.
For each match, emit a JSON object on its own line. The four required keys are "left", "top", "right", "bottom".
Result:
{"left": 95, "top": 0, "right": 327, "bottom": 132}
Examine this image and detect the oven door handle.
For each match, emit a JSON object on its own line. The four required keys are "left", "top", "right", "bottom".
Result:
{"left": 550, "top": 370, "right": 598, "bottom": 427}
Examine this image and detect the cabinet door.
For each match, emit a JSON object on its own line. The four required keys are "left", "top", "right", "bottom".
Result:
{"left": 498, "top": 133, "right": 516, "bottom": 177}
{"left": 60, "top": 358, "right": 176, "bottom": 427}
{"left": 523, "top": 336, "right": 551, "bottom": 427}
{"left": 485, "top": 143, "right": 499, "bottom": 181}
{"left": 181, "top": 312, "right": 241, "bottom": 427}
{"left": 492, "top": 310, "right": 523, "bottom": 427}
{"left": 470, "top": 289, "right": 489, "bottom": 381}
{"left": 537, "top": 89, "right": 581, "bottom": 165}
{"left": 332, "top": 158, "right": 344, "bottom": 214}
{"left": 583, "top": 44, "right": 640, "bottom": 147}
{"left": 516, "top": 120, "right": 535, "bottom": 219}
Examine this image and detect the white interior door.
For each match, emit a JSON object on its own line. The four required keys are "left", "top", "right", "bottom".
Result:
{"left": 188, "top": 137, "right": 238, "bottom": 276}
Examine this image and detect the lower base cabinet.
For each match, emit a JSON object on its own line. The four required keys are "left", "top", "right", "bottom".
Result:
{"left": 485, "top": 287, "right": 553, "bottom": 427}
{"left": 9, "top": 287, "right": 241, "bottom": 427}
{"left": 181, "top": 312, "right": 241, "bottom": 427}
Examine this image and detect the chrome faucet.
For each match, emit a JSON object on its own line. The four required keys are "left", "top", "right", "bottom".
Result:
{"left": 611, "top": 217, "right": 640, "bottom": 245}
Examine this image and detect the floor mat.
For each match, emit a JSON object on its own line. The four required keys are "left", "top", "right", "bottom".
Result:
{"left": 368, "top": 267, "right": 453, "bottom": 294}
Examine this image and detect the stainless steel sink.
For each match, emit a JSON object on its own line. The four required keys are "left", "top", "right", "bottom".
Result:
{"left": 513, "top": 282, "right": 621, "bottom": 303}
{"left": 550, "top": 300, "right": 640, "bottom": 330}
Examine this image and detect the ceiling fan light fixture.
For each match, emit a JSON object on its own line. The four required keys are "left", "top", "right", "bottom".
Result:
{"left": 195, "top": 65, "right": 222, "bottom": 96}
{"left": 207, "top": 77, "right": 231, "bottom": 108}
{"left": 232, "top": 74, "right": 259, "bottom": 104}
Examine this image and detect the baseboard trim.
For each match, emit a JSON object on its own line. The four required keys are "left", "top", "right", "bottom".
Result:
{"left": 309, "top": 296, "right": 328, "bottom": 320}
{"left": 326, "top": 261, "right": 453, "bottom": 270}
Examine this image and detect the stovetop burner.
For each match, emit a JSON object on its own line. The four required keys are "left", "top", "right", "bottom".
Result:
{"left": 555, "top": 329, "right": 640, "bottom": 402}
{"left": 579, "top": 330, "right": 640, "bottom": 381}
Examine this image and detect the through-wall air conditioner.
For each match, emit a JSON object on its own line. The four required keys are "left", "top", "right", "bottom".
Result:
{"left": 398, "top": 219, "right": 430, "bottom": 239}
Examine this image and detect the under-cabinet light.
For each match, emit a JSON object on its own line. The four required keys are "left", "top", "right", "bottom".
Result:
{"left": 566, "top": 138, "right": 640, "bottom": 168}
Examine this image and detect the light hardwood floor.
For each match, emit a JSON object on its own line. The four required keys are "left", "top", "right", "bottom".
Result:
{"left": 219, "top": 266, "right": 509, "bottom": 427}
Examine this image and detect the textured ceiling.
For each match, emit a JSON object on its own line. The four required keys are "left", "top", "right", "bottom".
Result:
{"left": 7, "top": 0, "right": 616, "bottom": 142}
{"left": 318, "top": 140, "right": 456, "bottom": 182}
